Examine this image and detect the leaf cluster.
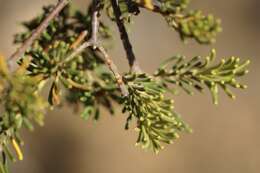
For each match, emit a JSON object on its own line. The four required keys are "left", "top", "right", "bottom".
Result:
{"left": 131, "top": 0, "right": 222, "bottom": 43}
{"left": 123, "top": 73, "right": 191, "bottom": 153}
{"left": 15, "top": 5, "right": 111, "bottom": 47}
{"left": 0, "top": 56, "right": 46, "bottom": 171}
{"left": 154, "top": 49, "right": 250, "bottom": 104}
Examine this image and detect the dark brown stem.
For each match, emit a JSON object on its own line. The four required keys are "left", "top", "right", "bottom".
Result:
{"left": 110, "top": 0, "right": 141, "bottom": 72}
{"left": 8, "top": 0, "right": 69, "bottom": 61}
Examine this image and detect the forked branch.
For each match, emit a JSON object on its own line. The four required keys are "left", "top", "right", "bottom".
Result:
{"left": 62, "top": 0, "right": 129, "bottom": 97}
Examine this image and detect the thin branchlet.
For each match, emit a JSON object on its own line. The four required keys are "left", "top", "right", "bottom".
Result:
{"left": 97, "top": 46, "right": 129, "bottom": 96}
{"left": 43, "top": 0, "right": 129, "bottom": 98}
{"left": 90, "top": 0, "right": 100, "bottom": 44}
{"left": 62, "top": 0, "right": 129, "bottom": 97}
{"left": 90, "top": 1, "right": 128, "bottom": 96}
{"left": 8, "top": 0, "right": 69, "bottom": 63}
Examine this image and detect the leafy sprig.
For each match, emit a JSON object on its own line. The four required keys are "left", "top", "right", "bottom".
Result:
{"left": 123, "top": 73, "right": 191, "bottom": 153}
{"left": 154, "top": 49, "right": 250, "bottom": 104}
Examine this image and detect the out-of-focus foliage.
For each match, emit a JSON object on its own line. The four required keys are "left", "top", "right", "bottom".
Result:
{"left": 22, "top": 38, "right": 121, "bottom": 119}
{"left": 14, "top": 5, "right": 111, "bottom": 47}
{"left": 133, "top": 0, "right": 221, "bottom": 44}
{"left": 0, "top": 56, "right": 46, "bottom": 171}
{"left": 165, "top": 11, "right": 222, "bottom": 43}
{"left": 16, "top": 4, "right": 119, "bottom": 117}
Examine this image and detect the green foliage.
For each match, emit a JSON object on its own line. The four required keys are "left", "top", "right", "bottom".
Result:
{"left": 133, "top": 0, "right": 221, "bottom": 44}
{"left": 15, "top": 5, "right": 111, "bottom": 47}
{"left": 0, "top": 56, "right": 46, "bottom": 170}
{"left": 23, "top": 40, "right": 121, "bottom": 119}
{"left": 65, "top": 64, "right": 122, "bottom": 121}
{"left": 158, "top": 0, "right": 190, "bottom": 13}
{"left": 154, "top": 49, "right": 250, "bottom": 104}
{"left": 0, "top": 0, "right": 251, "bottom": 172}
{"left": 16, "top": 5, "right": 119, "bottom": 118}
{"left": 165, "top": 11, "right": 222, "bottom": 43}
{"left": 123, "top": 73, "right": 191, "bottom": 153}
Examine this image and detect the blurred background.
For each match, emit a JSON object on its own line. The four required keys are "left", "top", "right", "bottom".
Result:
{"left": 0, "top": 0, "right": 259, "bottom": 173}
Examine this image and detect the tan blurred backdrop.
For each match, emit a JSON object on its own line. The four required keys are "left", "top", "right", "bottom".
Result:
{"left": 0, "top": 0, "right": 260, "bottom": 173}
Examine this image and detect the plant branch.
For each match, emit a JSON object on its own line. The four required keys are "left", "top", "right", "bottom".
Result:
{"left": 64, "top": 0, "right": 100, "bottom": 59}
{"left": 91, "top": 0, "right": 129, "bottom": 96}
{"left": 90, "top": 0, "right": 100, "bottom": 44}
{"left": 63, "top": 0, "right": 101, "bottom": 63}
{"left": 61, "top": 40, "right": 129, "bottom": 97}
{"left": 8, "top": 0, "right": 69, "bottom": 62}
{"left": 70, "top": 31, "right": 88, "bottom": 49}
{"left": 97, "top": 46, "right": 129, "bottom": 97}
{"left": 64, "top": 41, "right": 92, "bottom": 63}
{"left": 110, "top": 0, "right": 141, "bottom": 72}
{"left": 61, "top": 1, "right": 129, "bottom": 97}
